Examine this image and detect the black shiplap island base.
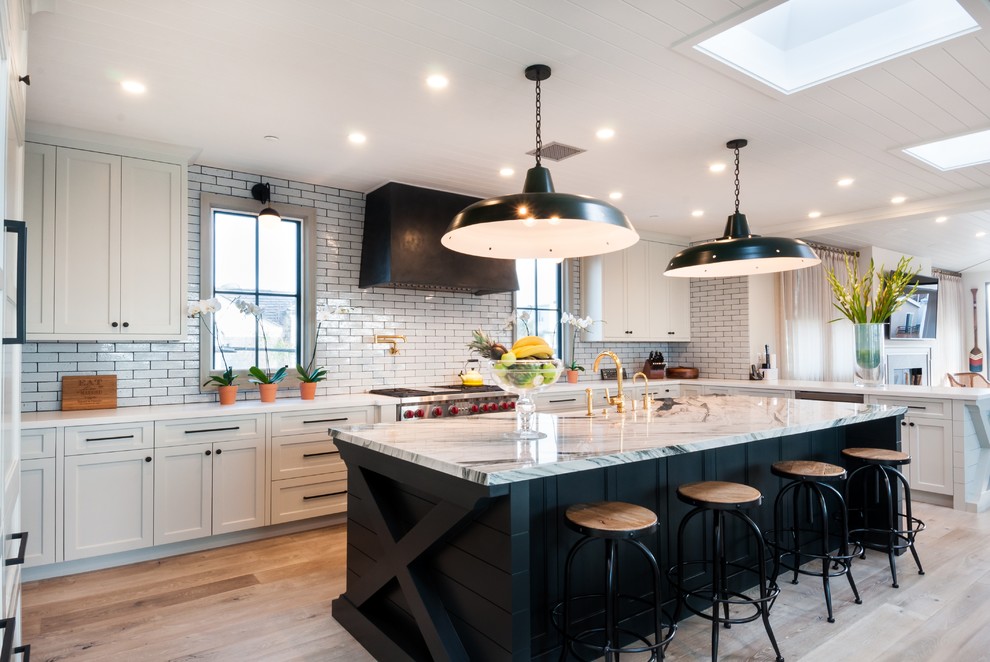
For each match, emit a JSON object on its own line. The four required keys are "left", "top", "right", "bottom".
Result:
{"left": 330, "top": 394, "right": 905, "bottom": 661}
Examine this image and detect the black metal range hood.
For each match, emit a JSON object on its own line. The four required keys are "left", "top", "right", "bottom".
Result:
{"left": 359, "top": 182, "right": 519, "bottom": 295}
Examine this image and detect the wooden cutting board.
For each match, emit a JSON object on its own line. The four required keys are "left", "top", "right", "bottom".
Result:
{"left": 62, "top": 375, "right": 117, "bottom": 411}
{"left": 665, "top": 366, "right": 699, "bottom": 379}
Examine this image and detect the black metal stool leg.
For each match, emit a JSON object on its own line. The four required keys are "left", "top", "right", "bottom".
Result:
{"left": 900, "top": 473, "right": 926, "bottom": 576}
{"left": 711, "top": 510, "right": 723, "bottom": 662}
{"left": 736, "top": 510, "right": 784, "bottom": 662}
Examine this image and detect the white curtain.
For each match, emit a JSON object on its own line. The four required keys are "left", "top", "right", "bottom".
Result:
{"left": 777, "top": 246, "right": 854, "bottom": 381}
{"left": 933, "top": 270, "right": 966, "bottom": 385}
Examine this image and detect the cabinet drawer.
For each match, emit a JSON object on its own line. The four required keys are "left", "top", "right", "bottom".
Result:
{"left": 271, "top": 475, "right": 347, "bottom": 524}
{"left": 869, "top": 396, "right": 949, "bottom": 418}
{"left": 22, "top": 427, "right": 56, "bottom": 459}
{"left": 272, "top": 432, "right": 344, "bottom": 480}
{"left": 65, "top": 422, "right": 153, "bottom": 455}
{"left": 155, "top": 414, "right": 265, "bottom": 447}
{"left": 270, "top": 407, "right": 372, "bottom": 436}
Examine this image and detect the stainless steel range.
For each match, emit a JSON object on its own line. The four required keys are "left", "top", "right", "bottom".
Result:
{"left": 368, "top": 385, "right": 517, "bottom": 421}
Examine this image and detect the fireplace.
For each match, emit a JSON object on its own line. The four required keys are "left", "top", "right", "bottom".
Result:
{"left": 885, "top": 347, "right": 931, "bottom": 386}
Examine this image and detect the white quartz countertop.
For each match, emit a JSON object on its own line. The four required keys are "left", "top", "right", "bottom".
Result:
{"left": 331, "top": 394, "right": 906, "bottom": 486}
{"left": 20, "top": 393, "right": 391, "bottom": 428}
{"left": 543, "top": 377, "right": 990, "bottom": 401}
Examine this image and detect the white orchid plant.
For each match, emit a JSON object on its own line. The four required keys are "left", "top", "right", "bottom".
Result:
{"left": 235, "top": 299, "right": 287, "bottom": 385}
{"left": 188, "top": 298, "right": 236, "bottom": 387}
{"left": 296, "top": 305, "right": 358, "bottom": 383}
{"left": 561, "top": 311, "right": 596, "bottom": 372}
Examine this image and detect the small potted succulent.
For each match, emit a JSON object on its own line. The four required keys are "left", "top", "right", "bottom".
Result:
{"left": 189, "top": 298, "right": 239, "bottom": 405}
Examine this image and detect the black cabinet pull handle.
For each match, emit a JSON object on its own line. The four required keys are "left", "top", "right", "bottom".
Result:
{"left": 906, "top": 405, "right": 926, "bottom": 410}
{"left": 215, "top": 448, "right": 222, "bottom": 455}
{"left": 111, "top": 322, "right": 118, "bottom": 328}
{"left": 4, "top": 532, "right": 28, "bottom": 566}
{"left": 122, "top": 322, "right": 129, "bottom": 328}
{"left": 302, "top": 418, "right": 348, "bottom": 424}
{"left": 145, "top": 456, "right": 152, "bottom": 462}
{"left": 13, "top": 643, "right": 30, "bottom": 661}
{"left": 302, "top": 451, "right": 336, "bottom": 458}
{"left": 0, "top": 617, "right": 15, "bottom": 662}
{"left": 302, "top": 492, "right": 336, "bottom": 501}
{"left": 85, "top": 434, "right": 134, "bottom": 442}
{"left": 185, "top": 426, "right": 240, "bottom": 434}
{"left": 205, "top": 450, "right": 212, "bottom": 456}
{"left": 548, "top": 398, "right": 577, "bottom": 403}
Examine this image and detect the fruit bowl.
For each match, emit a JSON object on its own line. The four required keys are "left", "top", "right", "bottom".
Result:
{"left": 485, "top": 358, "right": 564, "bottom": 439}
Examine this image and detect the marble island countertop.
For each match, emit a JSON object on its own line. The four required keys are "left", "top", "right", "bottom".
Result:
{"left": 331, "top": 393, "right": 906, "bottom": 486}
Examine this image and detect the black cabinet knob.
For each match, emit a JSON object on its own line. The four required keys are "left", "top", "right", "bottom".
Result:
{"left": 205, "top": 450, "right": 211, "bottom": 456}
{"left": 901, "top": 421, "right": 907, "bottom": 426}
{"left": 122, "top": 322, "right": 129, "bottom": 328}
{"left": 909, "top": 422, "right": 916, "bottom": 427}
{"left": 111, "top": 322, "right": 118, "bottom": 328}
{"left": 145, "top": 456, "right": 152, "bottom": 462}
{"left": 215, "top": 448, "right": 222, "bottom": 455}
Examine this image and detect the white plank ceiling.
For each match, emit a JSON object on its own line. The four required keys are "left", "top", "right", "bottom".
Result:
{"left": 22, "top": 0, "right": 990, "bottom": 271}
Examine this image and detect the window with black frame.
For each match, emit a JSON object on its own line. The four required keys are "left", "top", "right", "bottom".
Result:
{"left": 514, "top": 259, "right": 561, "bottom": 355}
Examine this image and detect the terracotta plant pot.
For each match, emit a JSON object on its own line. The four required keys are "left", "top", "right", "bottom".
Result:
{"left": 259, "top": 383, "right": 279, "bottom": 403}
{"left": 218, "top": 385, "right": 238, "bottom": 406}
{"left": 299, "top": 381, "right": 318, "bottom": 400}
{"left": 566, "top": 370, "right": 580, "bottom": 384}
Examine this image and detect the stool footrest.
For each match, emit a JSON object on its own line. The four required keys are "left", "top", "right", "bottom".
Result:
{"left": 551, "top": 593, "right": 676, "bottom": 658}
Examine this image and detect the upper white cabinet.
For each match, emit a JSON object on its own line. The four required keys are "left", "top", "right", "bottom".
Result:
{"left": 581, "top": 239, "right": 690, "bottom": 342}
{"left": 24, "top": 142, "right": 185, "bottom": 340}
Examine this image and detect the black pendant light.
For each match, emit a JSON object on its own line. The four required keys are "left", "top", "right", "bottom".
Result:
{"left": 442, "top": 64, "right": 639, "bottom": 260}
{"left": 664, "top": 139, "right": 820, "bottom": 277}
{"left": 251, "top": 182, "right": 281, "bottom": 223}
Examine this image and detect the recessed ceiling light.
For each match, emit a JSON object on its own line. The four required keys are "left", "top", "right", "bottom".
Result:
{"left": 890, "top": 195, "right": 907, "bottom": 204}
{"left": 264, "top": 135, "right": 279, "bottom": 142}
{"left": 499, "top": 167, "right": 515, "bottom": 177}
{"left": 903, "top": 128, "right": 990, "bottom": 170}
{"left": 978, "top": 231, "right": 987, "bottom": 238}
{"left": 709, "top": 162, "right": 726, "bottom": 173}
{"left": 120, "top": 80, "right": 146, "bottom": 94}
{"left": 695, "top": 0, "right": 979, "bottom": 94}
{"left": 808, "top": 210, "right": 822, "bottom": 219}
{"left": 609, "top": 191, "right": 623, "bottom": 200}
{"left": 935, "top": 216, "right": 948, "bottom": 223}
{"left": 837, "top": 177, "right": 854, "bottom": 187}
{"left": 691, "top": 210, "right": 704, "bottom": 217}
{"left": 348, "top": 132, "right": 367, "bottom": 144}
{"left": 596, "top": 128, "right": 615, "bottom": 140}
{"left": 426, "top": 74, "right": 449, "bottom": 89}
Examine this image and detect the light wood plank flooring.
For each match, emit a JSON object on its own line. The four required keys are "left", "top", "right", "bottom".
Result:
{"left": 22, "top": 501, "right": 990, "bottom": 661}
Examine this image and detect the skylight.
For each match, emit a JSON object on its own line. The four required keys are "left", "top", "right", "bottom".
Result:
{"left": 695, "top": 0, "right": 980, "bottom": 95}
{"left": 903, "top": 128, "right": 990, "bottom": 170}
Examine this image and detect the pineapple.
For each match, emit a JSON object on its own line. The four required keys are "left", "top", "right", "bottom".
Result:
{"left": 467, "top": 329, "right": 507, "bottom": 359}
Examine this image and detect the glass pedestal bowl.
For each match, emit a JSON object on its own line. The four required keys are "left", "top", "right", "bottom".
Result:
{"left": 485, "top": 358, "right": 564, "bottom": 439}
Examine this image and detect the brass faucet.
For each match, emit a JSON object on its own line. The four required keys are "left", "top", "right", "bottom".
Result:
{"left": 374, "top": 334, "right": 406, "bottom": 355}
{"left": 633, "top": 372, "right": 652, "bottom": 410}
{"left": 593, "top": 351, "right": 625, "bottom": 413}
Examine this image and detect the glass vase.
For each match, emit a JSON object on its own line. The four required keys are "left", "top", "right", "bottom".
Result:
{"left": 853, "top": 323, "right": 885, "bottom": 387}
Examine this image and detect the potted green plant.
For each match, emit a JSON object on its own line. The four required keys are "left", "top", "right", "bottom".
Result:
{"left": 189, "top": 298, "right": 239, "bottom": 405}
{"left": 236, "top": 299, "right": 287, "bottom": 402}
{"left": 294, "top": 305, "right": 356, "bottom": 399}
{"left": 824, "top": 256, "right": 919, "bottom": 386}
{"left": 561, "top": 312, "right": 596, "bottom": 383}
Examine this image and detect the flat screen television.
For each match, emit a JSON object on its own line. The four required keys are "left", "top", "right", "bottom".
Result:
{"left": 886, "top": 274, "right": 938, "bottom": 340}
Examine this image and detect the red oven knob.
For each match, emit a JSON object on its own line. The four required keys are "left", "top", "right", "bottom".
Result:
{"left": 414, "top": 409, "right": 425, "bottom": 418}
{"left": 508, "top": 401, "right": 516, "bottom": 410}
{"left": 403, "top": 410, "right": 414, "bottom": 419}
{"left": 448, "top": 405, "right": 460, "bottom": 416}
{"left": 432, "top": 406, "right": 443, "bottom": 417}
{"left": 470, "top": 404, "right": 480, "bottom": 413}
{"left": 500, "top": 402, "right": 510, "bottom": 410}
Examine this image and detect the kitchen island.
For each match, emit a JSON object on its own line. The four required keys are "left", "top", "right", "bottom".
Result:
{"left": 330, "top": 394, "right": 905, "bottom": 661}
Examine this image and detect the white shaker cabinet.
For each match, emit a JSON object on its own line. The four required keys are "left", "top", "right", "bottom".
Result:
{"left": 154, "top": 415, "right": 267, "bottom": 545}
{"left": 582, "top": 239, "right": 690, "bottom": 342}
{"left": 868, "top": 396, "right": 953, "bottom": 496}
{"left": 23, "top": 142, "right": 185, "bottom": 340}
{"left": 20, "top": 428, "right": 56, "bottom": 567}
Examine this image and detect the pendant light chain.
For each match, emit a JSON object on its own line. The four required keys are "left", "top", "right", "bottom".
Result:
{"left": 534, "top": 77, "right": 542, "bottom": 167}
{"left": 733, "top": 145, "right": 741, "bottom": 214}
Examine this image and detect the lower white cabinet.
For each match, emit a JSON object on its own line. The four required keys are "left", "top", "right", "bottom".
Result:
{"left": 901, "top": 416, "right": 953, "bottom": 495}
{"left": 20, "top": 458, "right": 55, "bottom": 567}
{"left": 154, "top": 416, "right": 267, "bottom": 545}
{"left": 63, "top": 449, "right": 154, "bottom": 561}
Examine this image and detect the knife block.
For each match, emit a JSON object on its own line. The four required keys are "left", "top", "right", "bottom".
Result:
{"left": 641, "top": 360, "right": 666, "bottom": 380}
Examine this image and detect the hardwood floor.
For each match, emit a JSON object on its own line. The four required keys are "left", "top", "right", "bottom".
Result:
{"left": 22, "top": 501, "right": 990, "bottom": 661}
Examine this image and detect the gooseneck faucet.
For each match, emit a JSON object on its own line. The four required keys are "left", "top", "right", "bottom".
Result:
{"left": 593, "top": 350, "right": 625, "bottom": 413}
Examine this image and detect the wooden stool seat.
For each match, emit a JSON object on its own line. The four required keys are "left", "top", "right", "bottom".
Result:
{"left": 565, "top": 501, "right": 657, "bottom": 539}
{"left": 771, "top": 460, "right": 846, "bottom": 480}
{"left": 678, "top": 480, "right": 762, "bottom": 510}
{"left": 842, "top": 447, "right": 910, "bottom": 466}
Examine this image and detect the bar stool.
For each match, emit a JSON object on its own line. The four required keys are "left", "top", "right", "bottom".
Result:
{"left": 842, "top": 447, "right": 925, "bottom": 588}
{"left": 669, "top": 481, "right": 784, "bottom": 662}
{"left": 763, "top": 460, "right": 862, "bottom": 623}
{"left": 553, "top": 501, "right": 676, "bottom": 661}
